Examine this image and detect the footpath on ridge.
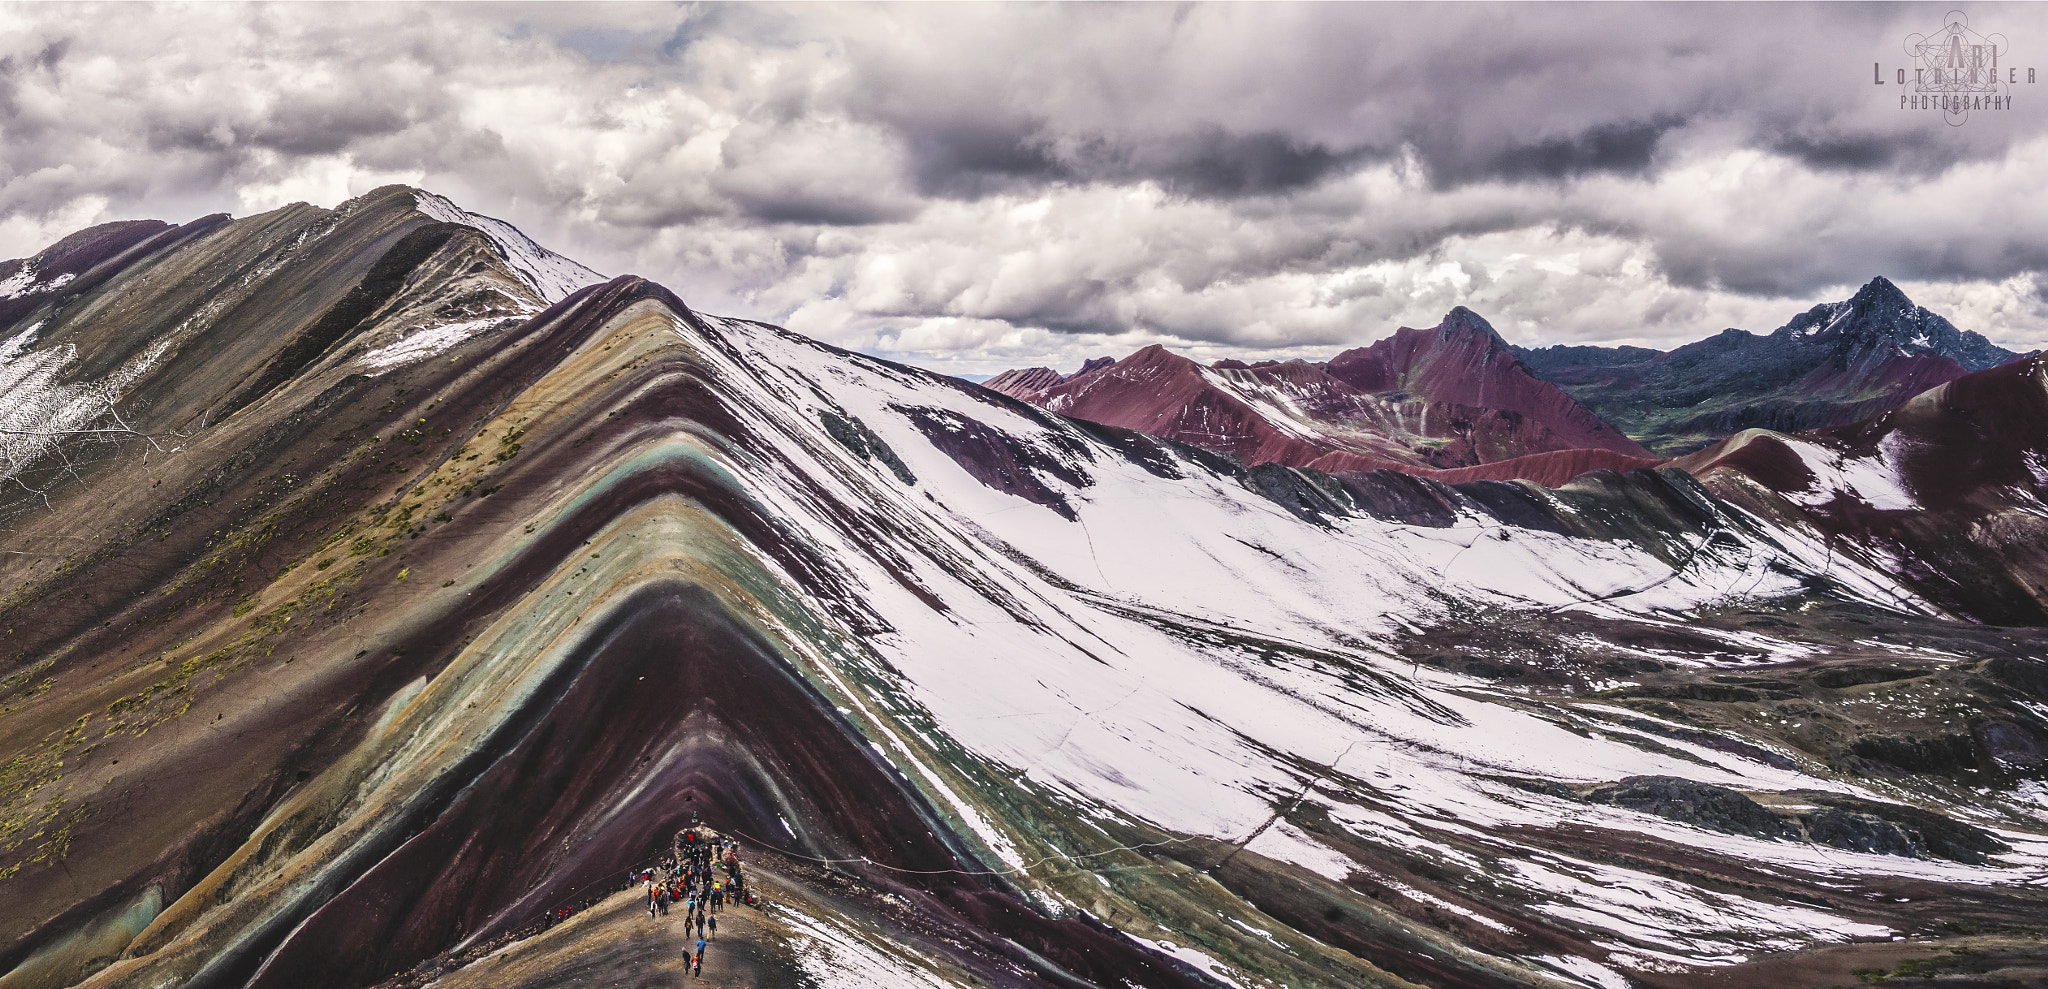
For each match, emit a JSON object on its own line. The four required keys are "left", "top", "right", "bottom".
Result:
{"left": 373, "top": 820, "right": 980, "bottom": 988}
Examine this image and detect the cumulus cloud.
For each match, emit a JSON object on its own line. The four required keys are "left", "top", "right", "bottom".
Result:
{"left": 2, "top": 2, "right": 2045, "bottom": 373}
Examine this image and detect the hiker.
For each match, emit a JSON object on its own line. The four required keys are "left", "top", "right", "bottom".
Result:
{"left": 695, "top": 936, "right": 707, "bottom": 973}
{"left": 697, "top": 914, "right": 706, "bottom": 938}
{"left": 708, "top": 914, "right": 717, "bottom": 939}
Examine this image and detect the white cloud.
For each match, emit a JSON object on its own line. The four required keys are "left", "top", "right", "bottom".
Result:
{"left": 2, "top": 3, "right": 2044, "bottom": 370}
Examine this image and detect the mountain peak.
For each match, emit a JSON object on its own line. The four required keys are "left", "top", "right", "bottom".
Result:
{"left": 1440, "top": 305, "right": 1505, "bottom": 342}
{"left": 407, "top": 190, "right": 606, "bottom": 304}
{"left": 1849, "top": 275, "right": 1910, "bottom": 309}
{"left": 983, "top": 366, "right": 1064, "bottom": 401}
{"left": 1774, "top": 276, "right": 2015, "bottom": 372}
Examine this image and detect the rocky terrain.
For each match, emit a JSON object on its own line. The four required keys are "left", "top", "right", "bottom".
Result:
{"left": 987, "top": 309, "right": 1650, "bottom": 485}
{"left": 2, "top": 189, "right": 2046, "bottom": 989}
{"left": 1516, "top": 277, "right": 2026, "bottom": 455}
{"left": 993, "top": 278, "right": 2030, "bottom": 479}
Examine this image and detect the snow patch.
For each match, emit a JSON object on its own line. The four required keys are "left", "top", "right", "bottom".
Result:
{"left": 2023, "top": 450, "right": 2048, "bottom": 488}
{"left": 1533, "top": 954, "right": 1633, "bottom": 989}
{"left": 0, "top": 264, "right": 75, "bottom": 300}
{"left": 412, "top": 192, "right": 605, "bottom": 304}
{"left": 1144, "top": 938, "right": 1252, "bottom": 988}
{"left": 361, "top": 316, "right": 509, "bottom": 371}
{"left": 1782, "top": 438, "right": 1917, "bottom": 512}
{"left": 0, "top": 336, "right": 173, "bottom": 481}
{"left": 770, "top": 901, "right": 957, "bottom": 988}
{"left": 1244, "top": 819, "right": 1356, "bottom": 881}
{"left": 0, "top": 323, "right": 43, "bottom": 364}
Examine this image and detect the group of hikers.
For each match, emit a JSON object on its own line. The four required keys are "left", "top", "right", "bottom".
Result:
{"left": 530, "top": 813, "right": 765, "bottom": 977}
{"left": 641, "top": 813, "right": 760, "bottom": 978}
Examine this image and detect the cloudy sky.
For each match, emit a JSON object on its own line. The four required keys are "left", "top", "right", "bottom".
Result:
{"left": 3, "top": 2, "right": 2046, "bottom": 374}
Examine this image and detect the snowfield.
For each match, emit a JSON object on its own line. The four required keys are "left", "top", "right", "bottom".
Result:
{"left": 530, "top": 306, "right": 2047, "bottom": 986}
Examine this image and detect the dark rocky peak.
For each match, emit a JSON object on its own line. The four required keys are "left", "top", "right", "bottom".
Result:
{"left": 1, "top": 216, "right": 226, "bottom": 336}
{"left": 1851, "top": 273, "right": 1914, "bottom": 310}
{"left": 1775, "top": 276, "right": 2017, "bottom": 372}
{"left": 9, "top": 220, "right": 174, "bottom": 281}
{"left": 1076, "top": 356, "right": 1114, "bottom": 376}
{"left": 1439, "top": 305, "right": 1507, "bottom": 343}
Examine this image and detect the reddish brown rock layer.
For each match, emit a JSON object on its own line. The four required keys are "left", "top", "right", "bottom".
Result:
{"left": 984, "top": 309, "right": 1651, "bottom": 487}
{"left": 981, "top": 365, "right": 1064, "bottom": 402}
{"left": 1325, "top": 307, "right": 1649, "bottom": 458}
{"left": 1408, "top": 449, "right": 1665, "bottom": 487}
{"left": 1680, "top": 354, "right": 2048, "bottom": 624}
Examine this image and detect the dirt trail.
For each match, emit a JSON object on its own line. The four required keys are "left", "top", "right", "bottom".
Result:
{"left": 415, "top": 849, "right": 999, "bottom": 989}
{"left": 666, "top": 897, "right": 803, "bottom": 987}
{"left": 420, "top": 874, "right": 808, "bottom": 988}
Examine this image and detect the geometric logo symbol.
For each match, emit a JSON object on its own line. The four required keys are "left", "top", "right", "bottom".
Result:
{"left": 1904, "top": 10, "right": 2011, "bottom": 124}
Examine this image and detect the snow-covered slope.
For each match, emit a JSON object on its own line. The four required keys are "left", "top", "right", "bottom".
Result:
{"left": 1681, "top": 353, "right": 2048, "bottom": 625}
{"left": 567, "top": 304, "right": 2043, "bottom": 987}
{"left": 5, "top": 193, "right": 2046, "bottom": 989}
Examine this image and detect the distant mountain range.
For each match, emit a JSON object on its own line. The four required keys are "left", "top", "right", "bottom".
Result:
{"left": 988, "top": 308, "right": 1655, "bottom": 486}
{"left": 989, "top": 276, "right": 2031, "bottom": 478}
{"left": 1516, "top": 276, "right": 2025, "bottom": 454}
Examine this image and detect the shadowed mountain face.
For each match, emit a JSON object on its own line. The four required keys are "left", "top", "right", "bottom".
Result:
{"left": 1516, "top": 277, "right": 2027, "bottom": 455}
{"left": 4, "top": 190, "right": 2048, "bottom": 989}
{"left": 985, "top": 310, "right": 1649, "bottom": 486}
{"left": 1678, "top": 354, "right": 2048, "bottom": 627}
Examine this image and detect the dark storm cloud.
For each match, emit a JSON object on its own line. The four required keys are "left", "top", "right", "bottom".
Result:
{"left": 1445, "top": 117, "right": 1682, "bottom": 186}
{"left": 901, "top": 121, "right": 1067, "bottom": 198}
{"left": 900, "top": 121, "right": 1361, "bottom": 201}
{"left": 1, "top": 2, "right": 2046, "bottom": 363}
{"left": 141, "top": 99, "right": 418, "bottom": 157}
{"left": 1090, "top": 130, "right": 1360, "bottom": 199}
{"left": 1768, "top": 130, "right": 1962, "bottom": 175}
{"left": 725, "top": 188, "right": 913, "bottom": 227}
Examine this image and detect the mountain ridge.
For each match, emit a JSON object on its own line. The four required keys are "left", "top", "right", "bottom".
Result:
{"left": 1515, "top": 276, "right": 2028, "bottom": 454}
{"left": 984, "top": 308, "right": 1648, "bottom": 485}
{"left": 4, "top": 188, "right": 2048, "bottom": 989}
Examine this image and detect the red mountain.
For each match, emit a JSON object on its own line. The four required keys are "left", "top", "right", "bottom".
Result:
{"left": 1677, "top": 353, "right": 2048, "bottom": 623}
{"left": 982, "top": 365, "right": 1065, "bottom": 401}
{"left": 1325, "top": 307, "right": 1648, "bottom": 457}
{"left": 984, "top": 308, "right": 1651, "bottom": 484}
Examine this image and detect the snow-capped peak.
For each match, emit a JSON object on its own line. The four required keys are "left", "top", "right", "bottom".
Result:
{"left": 412, "top": 191, "right": 606, "bottom": 305}
{"left": 1772, "top": 276, "right": 2016, "bottom": 372}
